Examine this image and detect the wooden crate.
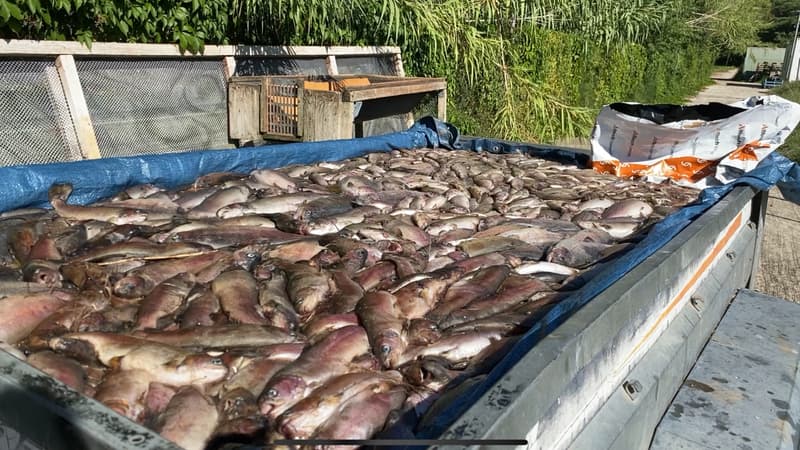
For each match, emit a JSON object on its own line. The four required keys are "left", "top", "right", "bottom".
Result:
{"left": 227, "top": 74, "right": 447, "bottom": 144}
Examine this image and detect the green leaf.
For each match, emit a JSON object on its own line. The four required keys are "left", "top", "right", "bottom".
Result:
{"left": 0, "top": 3, "right": 10, "bottom": 22}
{"left": 6, "top": 2, "right": 21, "bottom": 19}
{"left": 118, "top": 19, "right": 128, "bottom": 35}
{"left": 26, "top": 0, "right": 40, "bottom": 13}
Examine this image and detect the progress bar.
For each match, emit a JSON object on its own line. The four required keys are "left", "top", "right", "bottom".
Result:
{"left": 268, "top": 439, "right": 528, "bottom": 446}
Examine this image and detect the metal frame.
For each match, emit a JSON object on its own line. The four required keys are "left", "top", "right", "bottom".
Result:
{"left": 571, "top": 195, "right": 758, "bottom": 449}
{"left": 435, "top": 186, "right": 761, "bottom": 450}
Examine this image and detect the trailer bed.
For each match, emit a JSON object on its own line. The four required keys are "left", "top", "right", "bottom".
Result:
{"left": 651, "top": 289, "right": 800, "bottom": 450}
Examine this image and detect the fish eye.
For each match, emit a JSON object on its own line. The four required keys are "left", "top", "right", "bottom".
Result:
{"left": 246, "top": 252, "right": 258, "bottom": 259}
{"left": 267, "top": 388, "right": 278, "bottom": 398}
{"left": 380, "top": 344, "right": 392, "bottom": 355}
{"left": 210, "top": 358, "right": 224, "bottom": 365}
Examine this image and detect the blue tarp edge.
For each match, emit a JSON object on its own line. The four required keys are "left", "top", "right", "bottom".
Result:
{"left": 0, "top": 117, "right": 456, "bottom": 213}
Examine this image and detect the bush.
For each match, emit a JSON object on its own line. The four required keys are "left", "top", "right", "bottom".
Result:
{"left": 0, "top": 0, "right": 723, "bottom": 143}
{"left": 771, "top": 82, "right": 800, "bottom": 162}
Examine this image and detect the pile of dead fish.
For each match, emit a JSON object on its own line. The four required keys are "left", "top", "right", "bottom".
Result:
{"left": 0, "top": 148, "right": 699, "bottom": 450}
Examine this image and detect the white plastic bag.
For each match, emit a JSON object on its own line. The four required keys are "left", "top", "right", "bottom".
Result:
{"left": 590, "top": 95, "right": 800, "bottom": 188}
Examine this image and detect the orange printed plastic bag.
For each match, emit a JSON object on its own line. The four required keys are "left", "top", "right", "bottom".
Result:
{"left": 590, "top": 96, "right": 800, "bottom": 188}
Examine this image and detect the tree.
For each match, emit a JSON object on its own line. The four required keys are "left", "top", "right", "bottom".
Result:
{"left": 760, "top": 0, "right": 800, "bottom": 45}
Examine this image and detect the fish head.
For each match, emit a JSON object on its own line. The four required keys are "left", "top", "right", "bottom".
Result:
{"left": 22, "top": 261, "right": 63, "bottom": 287}
{"left": 233, "top": 246, "right": 263, "bottom": 272}
{"left": 48, "top": 184, "right": 73, "bottom": 202}
{"left": 113, "top": 275, "right": 148, "bottom": 298}
{"left": 377, "top": 330, "right": 406, "bottom": 369}
{"left": 338, "top": 176, "right": 376, "bottom": 197}
{"left": 220, "top": 387, "right": 259, "bottom": 420}
{"left": 259, "top": 374, "right": 306, "bottom": 416}
{"left": 546, "top": 247, "right": 571, "bottom": 266}
{"left": 216, "top": 204, "right": 246, "bottom": 219}
{"left": 176, "top": 353, "right": 229, "bottom": 384}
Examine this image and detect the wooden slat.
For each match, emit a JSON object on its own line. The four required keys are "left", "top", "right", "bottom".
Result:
{"left": 0, "top": 40, "right": 401, "bottom": 58}
{"left": 300, "top": 90, "right": 352, "bottom": 141}
{"left": 43, "top": 65, "right": 82, "bottom": 161}
{"left": 392, "top": 53, "right": 406, "bottom": 76}
{"left": 437, "top": 88, "right": 448, "bottom": 121}
{"left": 55, "top": 55, "right": 100, "bottom": 159}
{"left": 223, "top": 56, "right": 237, "bottom": 79}
{"left": 325, "top": 55, "right": 339, "bottom": 75}
{"left": 342, "top": 79, "right": 447, "bottom": 102}
{"left": 228, "top": 80, "right": 262, "bottom": 141}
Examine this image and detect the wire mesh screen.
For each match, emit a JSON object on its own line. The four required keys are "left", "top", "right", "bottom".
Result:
{"left": 75, "top": 59, "right": 231, "bottom": 157}
{"left": 235, "top": 58, "right": 328, "bottom": 76}
{"left": 0, "top": 59, "right": 80, "bottom": 167}
{"left": 265, "top": 80, "right": 299, "bottom": 137}
{"left": 336, "top": 56, "right": 397, "bottom": 75}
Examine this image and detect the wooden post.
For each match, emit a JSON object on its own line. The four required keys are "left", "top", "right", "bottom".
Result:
{"left": 44, "top": 65, "right": 82, "bottom": 161}
{"left": 436, "top": 88, "right": 448, "bottom": 121}
{"left": 392, "top": 53, "right": 406, "bottom": 77}
{"left": 55, "top": 55, "right": 100, "bottom": 159}
{"left": 325, "top": 55, "right": 339, "bottom": 75}
{"left": 301, "top": 89, "right": 353, "bottom": 141}
{"left": 222, "top": 56, "right": 237, "bottom": 80}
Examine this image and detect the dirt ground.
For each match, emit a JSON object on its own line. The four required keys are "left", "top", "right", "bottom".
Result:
{"left": 690, "top": 69, "right": 800, "bottom": 301}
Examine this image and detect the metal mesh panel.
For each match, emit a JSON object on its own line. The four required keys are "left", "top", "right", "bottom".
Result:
{"left": 336, "top": 56, "right": 397, "bottom": 75}
{"left": 0, "top": 59, "right": 80, "bottom": 167}
{"left": 235, "top": 58, "right": 328, "bottom": 76}
{"left": 265, "top": 81, "right": 299, "bottom": 137}
{"left": 75, "top": 59, "right": 231, "bottom": 157}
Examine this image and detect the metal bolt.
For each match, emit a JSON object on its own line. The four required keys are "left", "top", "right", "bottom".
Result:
{"left": 726, "top": 250, "right": 736, "bottom": 261}
{"left": 690, "top": 295, "right": 705, "bottom": 312}
{"left": 623, "top": 380, "right": 643, "bottom": 401}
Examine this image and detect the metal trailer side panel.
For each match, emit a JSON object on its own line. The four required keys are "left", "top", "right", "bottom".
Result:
{"left": 568, "top": 204, "right": 758, "bottom": 449}
{"left": 434, "top": 186, "right": 759, "bottom": 450}
{"left": 0, "top": 350, "right": 179, "bottom": 450}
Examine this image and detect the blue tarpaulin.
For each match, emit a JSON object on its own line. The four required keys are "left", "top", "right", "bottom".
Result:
{"left": 0, "top": 117, "right": 455, "bottom": 213}
{"left": 1, "top": 117, "right": 800, "bottom": 441}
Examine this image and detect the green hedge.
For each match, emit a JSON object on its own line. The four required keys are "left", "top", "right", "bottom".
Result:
{"left": 444, "top": 27, "right": 714, "bottom": 141}
{"left": 0, "top": 0, "right": 716, "bottom": 143}
{"left": 1, "top": 0, "right": 228, "bottom": 52}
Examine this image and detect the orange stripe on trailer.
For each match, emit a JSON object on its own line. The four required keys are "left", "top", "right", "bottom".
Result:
{"left": 623, "top": 211, "right": 743, "bottom": 363}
